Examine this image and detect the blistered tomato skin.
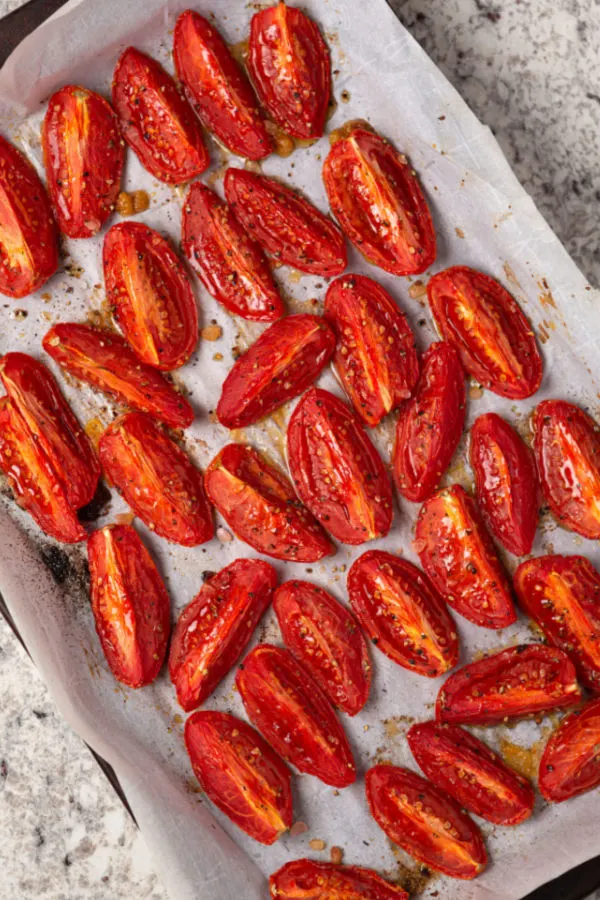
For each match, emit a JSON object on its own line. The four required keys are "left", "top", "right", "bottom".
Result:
{"left": 539, "top": 697, "right": 600, "bottom": 803}
{"left": 269, "top": 859, "right": 409, "bottom": 900}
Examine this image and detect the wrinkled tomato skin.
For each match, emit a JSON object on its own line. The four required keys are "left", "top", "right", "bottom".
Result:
{"left": 287, "top": 388, "right": 393, "bottom": 545}
{"left": 393, "top": 342, "right": 466, "bottom": 502}
{"left": 538, "top": 697, "right": 600, "bottom": 803}
{"left": 42, "top": 85, "right": 124, "bottom": 238}
{"left": 407, "top": 721, "right": 534, "bottom": 826}
{"left": 325, "top": 274, "right": 419, "bottom": 427}
{"left": 98, "top": 412, "right": 213, "bottom": 546}
{"left": 103, "top": 221, "right": 199, "bottom": 370}
{"left": 185, "top": 710, "right": 292, "bottom": 844}
{"left": 347, "top": 551, "right": 458, "bottom": 678}
{"left": 323, "top": 125, "right": 436, "bottom": 277}
{"left": 169, "top": 559, "right": 276, "bottom": 712}
{"left": 366, "top": 765, "right": 487, "bottom": 880}
{"left": 87, "top": 524, "right": 171, "bottom": 688}
{"left": 205, "top": 444, "right": 333, "bottom": 563}
{"left": 436, "top": 644, "right": 582, "bottom": 726}
{"left": 273, "top": 580, "right": 371, "bottom": 716}
{"left": 427, "top": 266, "right": 542, "bottom": 399}
{"left": 0, "top": 135, "right": 59, "bottom": 298}
{"left": 216, "top": 314, "right": 335, "bottom": 429}
{"left": 236, "top": 644, "right": 356, "bottom": 788}
{"left": 269, "top": 860, "right": 409, "bottom": 900}
{"left": 112, "top": 46, "right": 209, "bottom": 184}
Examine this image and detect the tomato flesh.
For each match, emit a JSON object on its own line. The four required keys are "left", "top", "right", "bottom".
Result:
{"left": 539, "top": 696, "right": 600, "bottom": 802}
{"left": 269, "top": 860, "right": 409, "bottom": 899}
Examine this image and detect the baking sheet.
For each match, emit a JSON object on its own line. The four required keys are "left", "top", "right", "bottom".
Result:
{"left": 1, "top": 0, "right": 600, "bottom": 897}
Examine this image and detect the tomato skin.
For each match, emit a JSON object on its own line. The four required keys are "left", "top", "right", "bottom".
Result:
{"left": 407, "top": 721, "right": 534, "bottom": 826}
{"left": 538, "top": 697, "right": 600, "bottom": 803}
{"left": 347, "top": 551, "right": 458, "bottom": 678}
{"left": 185, "top": 710, "right": 292, "bottom": 844}
{"left": 324, "top": 274, "right": 419, "bottom": 427}
{"left": 236, "top": 644, "right": 356, "bottom": 788}
{"left": 393, "top": 342, "right": 466, "bottom": 502}
{"left": 269, "top": 860, "right": 409, "bottom": 900}
{"left": 273, "top": 580, "right": 371, "bottom": 716}
{"left": 366, "top": 765, "right": 487, "bottom": 880}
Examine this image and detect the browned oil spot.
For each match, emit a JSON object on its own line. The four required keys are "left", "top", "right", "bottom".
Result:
{"left": 408, "top": 280, "right": 427, "bottom": 301}
{"left": 503, "top": 262, "right": 524, "bottom": 295}
{"left": 538, "top": 323, "right": 550, "bottom": 344}
{"left": 265, "top": 120, "right": 295, "bottom": 157}
{"left": 229, "top": 39, "right": 248, "bottom": 67}
{"left": 84, "top": 416, "right": 106, "bottom": 449}
{"left": 498, "top": 729, "right": 553, "bottom": 781}
{"left": 328, "top": 118, "right": 373, "bottom": 146}
{"left": 455, "top": 227, "right": 465, "bottom": 239}
{"left": 469, "top": 382, "right": 484, "bottom": 400}
{"left": 382, "top": 715, "right": 414, "bottom": 739}
{"left": 538, "top": 278, "right": 557, "bottom": 309}
{"left": 389, "top": 844, "right": 436, "bottom": 894}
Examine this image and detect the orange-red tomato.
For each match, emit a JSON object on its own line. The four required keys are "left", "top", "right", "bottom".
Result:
{"left": 269, "top": 860, "right": 409, "bottom": 900}
{"left": 538, "top": 697, "right": 600, "bottom": 802}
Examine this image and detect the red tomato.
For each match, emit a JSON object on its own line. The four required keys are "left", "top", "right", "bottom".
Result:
{"left": 98, "top": 412, "right": 213, "bottom": 546}
{"left": 538, "top": 697, "right": 600, "bottom": 803}
{"left": 273, "top": 579, "right": 371, "bottom": 716}
{"left": 42, "top": 85, "right": 124, "bottom": 238}
{"left": 112, "top": 46, "right": 209, "bottom": 184}
{"left": 216, "top": 314, "right": 335, "bottom": 428}
{"left": 324, "top": 274, "right": 419, "bottom": 427}
{"left": 103, "top": 221, "right": 199, "bottom": 370}
{"left": 269, "top": 860, "right": 409, "bottom": 900}
{"left": 414, "top": 484, "right": 516, "bottom": 629}
{"left": 236, "top": 644, "right": 356, "bottom": 787}
{"left": 393, "top": 342, "right": 466, "bottom": 502}
{"left": 87, "top": 524, "right": 170, "bottom": 688}
{"left": 287, "top": 387, "right": 393, "bottom": 545}
{"left": 427, "top": 266, "right": 542, "bottom": 399}
{"left": 322, "top": 124, "right": 436, "bottom": 276}
{"left": 185, "top": 710, "right": 292, "bottom": 844}
{"left": 205, "top": 444, "right": 333, "bottom": 563}
{"left": 407, "top": 721, "right": 534, "bottom": 825}
{"left": 173, "top": 10, "right": 272, "bottom": 160}
{"left": 366, "top": 765, "right": 487, "bottom": 880}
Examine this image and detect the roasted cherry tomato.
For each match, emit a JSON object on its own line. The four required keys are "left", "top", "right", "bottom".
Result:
{"left": 414, "top": 484, "right": 515, "bottom": 629}
{"left": 98, "top": 411, "right": 213, "bottom": 546}
{"left": 42, "top": 85, "right": 124, "bottom": 238}
{"left": 185, "top": 710, "right": 292, "bottom": 844}
{"left": 393, "top": 342, "right": 465, "bottom": 502}
{"left": 87, "top": 523, "right": 170, "bottom": 688}
{"left": 366, "top": 765, "right": 487, "bottom": 880}
{"left": 236, "top": 643, "right": 356, "bottom": 787}
{"left": 287, "top": 387, "right": 393, "bottom": 545}
{"left": 538, "top": 697, "right": 600, "bottom": 802}
{"left": 427, "top": 266, "right": 542, "bottom": 399}
{"left": 216, "top": 314, "right": 335, "bottom": 428}
{"left": 205, "top": 444, "right": 333, "bottom": 562}
{"left": 269, "top": 860, "right": 409, "bottom": 900}
{"left": 173, "top": 10, "right": 272, "bottom": 160}
{"left": 103, "top": 221, "right": 199, "bottom": 370}
{"left": 436, "top": 644, "right": 582, "bottom": 726}
{"left": 324, "top": 274, "right": 419, "bottom": 427}
{"left": 323, "top": 123, "right": 436, "bottom": 277}
{"left": 273, "top": 580, "right": 371, "bottom": 716}
{"left": 112, "top": 46, "right": 209, "bottom": 184}
{"left": 407, "top": 721, "right": 534, "bottom": 826}
{"left": 0, "top": 134, "right": 59, "bottom": 298}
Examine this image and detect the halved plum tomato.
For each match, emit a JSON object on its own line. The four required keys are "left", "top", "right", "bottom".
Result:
{"left": 322, "top": 123, "right": 436, "bottom": 277}
{"left": 173, "top": 10, "right": 272, "bottom": 160}
{"left": 42, "top": 85, "right": 124, "bottom": 238}
{"left": 98, "top": 411, "right": 213, "bottom": 546}
{"left": 414, "top": 484, "right": 515, "bottom": 629}
{"left": 0, "top": 134, "right": 59, "bottom": 298}
{"left": 103, "top": 221, "right": 199, "bottom": 370}
{"left": 205, "top": 444, "right": 333, "bottom": 562}
{"left": 224, "top": 167, "right": 346, "bottom": 276}
{"left": 169, "top": 558, "right": 276, "bottom": 712}
{"left": 216, "top": 314, "right": 335, "bottom": 428}
{"left": 287, "top": 388, "right": 393, "bottom": 545}
{"left": 407, "top": 721, "right": 534, "bottom": 825}
{"left": 273, "top": 579, "right": 371, "bottom": 716}
{"left": 269, "top": 860, "right": 409, "bottom": 900}
{"left": 185, "top": 710, "right": 292, "bottom": 844}
{"left": 236, "top": 643, "right": 356, "bottom": 787}
{"left": 436, "top": 644, "right": 582, "bottom": 726}
{"left": 112, "top": 46, "right": 209, "bottom": 184}
{"left": 366, "top": 765, "right": 487, "bottom": 880}
{"left": 87, "top": 523, "right": 170, "bottom": 688}
{"left": 532, "top": 399, "right": 600, "bottom": 540}
{"left": 324, "top": 274, "right": 419, "bottom": 427}
{"left": 393, "top": 342, "right": 465, "bottom": 502}
{"left": 347, "top": 551, "right": 458, "bottom": 678}
{"left": 427, "top": 266, "right": 542, "bottom": 399}
{"left": 538, "top": 697, "right": 600, "bottom": 802}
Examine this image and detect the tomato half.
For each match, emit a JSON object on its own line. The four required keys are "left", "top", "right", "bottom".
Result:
{"left": 269, "top": 860, "right": 409, "bottom": 900}
{"left": 538, "top": 697, "right": 600, "bottom": 802}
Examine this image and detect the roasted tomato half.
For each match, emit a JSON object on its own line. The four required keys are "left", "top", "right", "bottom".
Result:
{"left": 538, "top": 697, "right": 600, "bottom": 803}
{"left": 236, "top": 644, "right": 356, "bottom": 788}
{"left": 185, "top": 710, "right": 292, "bottom": 844}
{"left": 323, "top": 123, "right": 436, "bottom": 277}
{"left": 366, "top": 765, "right": 487, "bottom": 880}
{"left": 269, "top": 860, "right": 409, "bottom": 900}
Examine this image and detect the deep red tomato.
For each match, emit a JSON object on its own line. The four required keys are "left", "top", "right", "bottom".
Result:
{"left": 538, "top": 697, "right": 600, "bottom": 803}
{"left": 269, "top": 860, "right": 409, "bottom": 900}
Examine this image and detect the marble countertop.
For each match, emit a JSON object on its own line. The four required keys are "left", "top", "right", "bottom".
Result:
{"left": 0, "top": 0, "right": 598, "bottom": 898}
